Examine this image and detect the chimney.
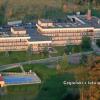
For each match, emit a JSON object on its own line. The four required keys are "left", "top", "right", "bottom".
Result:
{"left": 86, "top": 9, "right": 92, "bottom": 20}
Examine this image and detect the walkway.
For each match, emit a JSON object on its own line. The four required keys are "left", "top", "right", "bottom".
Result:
{"left": 0, "top": 56, "right": 63, "bottom": 71}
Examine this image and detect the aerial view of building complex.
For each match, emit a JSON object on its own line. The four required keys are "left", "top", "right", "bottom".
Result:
{"left": 0, "top": 10, "right": 99, "bottom": 52}
{"left": 0, "top": 0, "right": 100, "bottom": 100}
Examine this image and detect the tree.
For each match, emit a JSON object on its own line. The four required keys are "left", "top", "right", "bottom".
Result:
{"left": 65, "top": 45, "right": 81, "bottom": 54}
{"left": 63, "top": 4, "right": 67, "bottom": 13}
{"left": 96, "top": 39, "right": 100, "bottom": 47}
{"left": 42, "top": 47, "right": 49, "bottom": 57}
{"left": 81, "top": 36, "right": 92, "bottom": 51}
{"left": 81, "top": 53, "right": 95, "bottom": 68}
{"left": 0, "top": 5, "right": 5, "bottom": 24}
{"left": 64, "top": 45, "right": 72, "bottom": 54}
{"left": 6, "top": 8, "right": 13, "bottom": 18}
{"left": 81, "top": 54, "right": 88, "bottom": 65}
{"left": 87, "top": 54, "right": 95, "bottom": 68}
{"left": 56, "top": 63, "right": 61, "bottom": 74}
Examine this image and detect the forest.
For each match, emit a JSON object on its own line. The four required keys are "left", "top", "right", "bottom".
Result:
{"left": 0, "top": 0, "right": 100, "bottom": 24}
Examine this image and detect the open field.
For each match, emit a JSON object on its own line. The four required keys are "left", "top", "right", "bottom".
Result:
{"left": 0, "top": 51, "right": 48, "bottom": 65}
{"left": 0, "top": 46, "right": 65, "bottom": 65}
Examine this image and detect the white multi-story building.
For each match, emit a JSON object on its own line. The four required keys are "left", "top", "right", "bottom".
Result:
{"left": 36, "top": 10, "right": 100, "bottom": 46}
{"left": 0, "top": 27, "right": 51, "bottom": 52}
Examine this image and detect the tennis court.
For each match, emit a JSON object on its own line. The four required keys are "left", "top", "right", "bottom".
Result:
{"left": 3, "top": 72, "right": 41, "bottom": 85}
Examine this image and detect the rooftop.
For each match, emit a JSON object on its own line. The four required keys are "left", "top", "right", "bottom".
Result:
{"left": 38, "top": 15, "right": 100, "bottom": 28}
{"left": 12, "top": 27, "right": 26, "bottom": 31}
{"left": 0, "top": 30, "right": 29, "bottom": 37}
{"left": 77, "top": 15, "right": 100, "bottom": 28}
{"left": 27, "top": 29, "right": 51, "bottom": 41}
{"left": 0, "top": 27, "right": 29, "bottom": 37}
{"left": 39, "top": 19, "right": 53, "bottom": 23}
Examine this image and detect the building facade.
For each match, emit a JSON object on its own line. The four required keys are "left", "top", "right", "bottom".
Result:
{"left": 36, "top": 11, "right": 100, "bottom": 46}
{"left": 37, "top": 22, "right": 94, "bottom": 46}
{"left": 0, "top": 27, "right": 52, "bottom": 52}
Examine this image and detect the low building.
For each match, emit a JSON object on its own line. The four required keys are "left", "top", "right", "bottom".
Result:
{"left": 0, "top": 27, "right": 30, "bottom": 51}
{"left": 11, "top": 27, "right": 27, "bottom": 35}
{"left": 7, "top": 20, "right": 22, "bottom": 26}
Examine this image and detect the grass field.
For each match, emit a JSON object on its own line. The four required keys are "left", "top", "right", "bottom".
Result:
{"left": 0, "top": 46, "right": 66, "bottom": 65}
{"left": 0, "top": 51, "right": 48, "bottom": 65}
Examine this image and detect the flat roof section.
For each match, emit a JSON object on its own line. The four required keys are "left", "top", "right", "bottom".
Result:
{"left": 12, "top": 27, "right": 26, "bottom": 31}
{"left": 0, "top": 28, "right": 29, "bottom": 37}
{"left": 27, "top": 29, "right": 51, "bottom": 41}
{"left": 77, "top": 15, "right": 100, "bottom": 28}
{"left": 38, "top": 15, "right": 100, "bottom": 28}
{"left": 39, "top": 19, "right": 53, "bottom": 23}
{"left": 8, "top": 20, "right": 22, "bottom": 25}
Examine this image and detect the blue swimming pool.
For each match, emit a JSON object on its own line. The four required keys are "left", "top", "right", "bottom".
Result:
{"left": 3, "top": 76, "right": 34, "bottom": 85}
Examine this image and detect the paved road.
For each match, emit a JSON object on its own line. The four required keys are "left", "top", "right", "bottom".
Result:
{"left": 0, "top": 56, "right": 63, "bottom": 71}
{"left": 0, "top": 44, "right": 99, "bottom": 72}
{"left": 68, "top": 51, "right": 93, "bottom": 56}
{"left": 0, "top": 51, "right": 93, "bottom": 71}
{"left": 67, "top": 43, "right": 100, "bottom": 64}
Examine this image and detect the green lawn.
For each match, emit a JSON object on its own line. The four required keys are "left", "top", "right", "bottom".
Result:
{"left": 0, "top": 51, "right": 48, "bottom": 65}
{"left": 36, "top": 73, "right": 76, "bottom": 100}
{"left": 0, "top": 47, "right": 66, "bottom": 65}
{"left": 0, "top": 84, "right": 40, "bottom": 100}
{"left": 51, "top": 46, "right": 65, "bottom": 56}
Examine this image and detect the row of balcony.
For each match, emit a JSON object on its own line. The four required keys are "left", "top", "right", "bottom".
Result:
{"left": 0, "top": 40, "right": 28, "bottom": 42}
{"left": 0, "top": 46, "right": 28, "bottom": 51}
{"left": 44, "top": 33, "right": 93, "bottom": 37}
{"left": 0, "top": 44, "right": 28, "bottom": 47}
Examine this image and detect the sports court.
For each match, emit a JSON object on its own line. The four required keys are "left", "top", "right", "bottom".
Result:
{"left": 2, "top": 72, "right": 41, "bottom": 86}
